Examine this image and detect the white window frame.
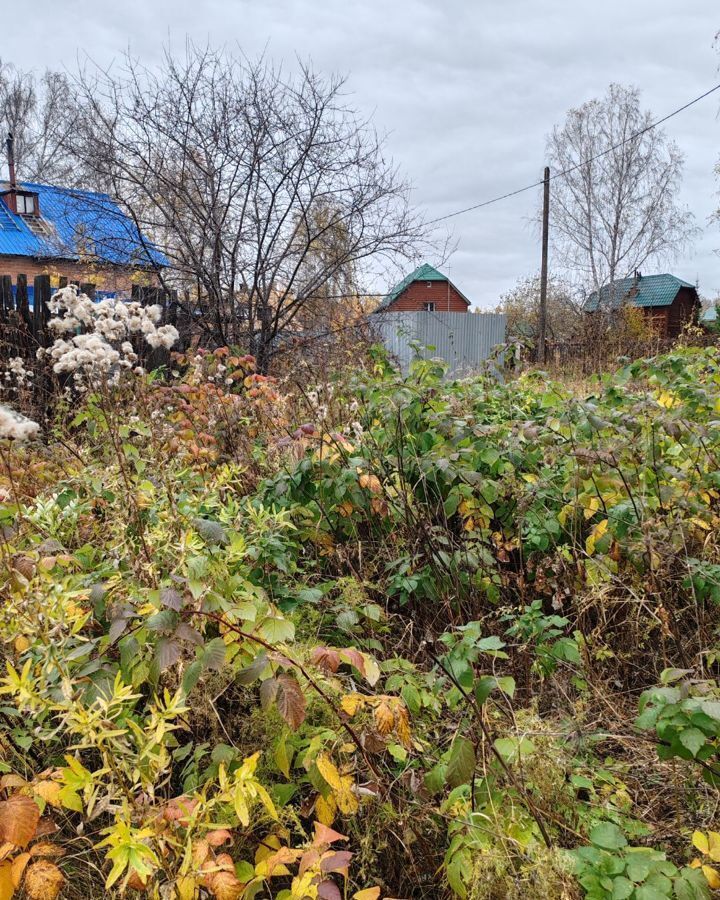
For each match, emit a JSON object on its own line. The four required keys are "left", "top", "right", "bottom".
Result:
{"left": 423, "top": 301, "right": 436, "bottom": 312}
{"left": 16, "top": 194, "right": 35, "bottom": 215}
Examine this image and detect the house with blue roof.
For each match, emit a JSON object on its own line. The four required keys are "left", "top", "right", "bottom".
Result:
{"left": 0, "top": 133, "right": 164, "bottom": 300}
{"left": 584, "top": 272, "right": 700, "bottom": 338}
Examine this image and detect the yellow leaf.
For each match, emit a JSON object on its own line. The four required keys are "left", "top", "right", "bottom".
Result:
{"left": 0, "top": 863, "right": 13, "bottom": 900}
{"left": 335, "top": 775, "right": 359, "bottom": 815}
{"left": 708, "top": 830, "right": 720, "bottom": 862}
{"left": 14, "top": 637, "right": 29, "bottom": 653}
{"left": 657, "top": 391, "right": 678, "bottom": 409}
{"left": 583, "top": 496, "right": 601, "bottom": 520}
{"left": 586, "top": 519, "right": 608, "bottom": 556}
{"left": 315, "top": 754, "right": 342, "bottom": 792}
{"left": 702, "top": 865, "right": 720, "bottom": 889}
{"left": 176, "top": 874, "right": 197, "bottom": 900}
{"left": 374, "top": 702, "right": 395, "bottom": 735}
{"left": 11, "top": 852, "right": 30, "bottom": 888}
{"left": 340, "top": 694, "right": 363, "bottom": 717}
{"left": 354, "top": 889, "right": 382, "bottom": 900}
{"left": 315, "top": 794, "right": 336, "bottom": 826}
{"left": 395, "top": 708, "right": 412, "bottom": 750}
{"left": 33, "top": 782, "right": 61, "bottom": 809}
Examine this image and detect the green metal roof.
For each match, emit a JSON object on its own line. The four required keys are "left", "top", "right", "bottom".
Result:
{"left": 374, "top": 262, "right": 471, "bottom": 312}
{"left": 701, "top": 306, "right": 718, "bottom": 323}
{"left": 585, "top": 274, "right": 696, "bottom": 312}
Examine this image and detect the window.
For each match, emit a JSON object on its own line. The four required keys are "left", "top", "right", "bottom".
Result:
{"left": 422, "top": 302, "right": 436, "bottom": 312}
{"left": 16, "top": 194, "right": 35, "bottom": 215}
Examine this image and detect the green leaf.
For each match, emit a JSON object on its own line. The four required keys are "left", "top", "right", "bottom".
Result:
{"left": 181, "top": 660, "right": 203, "bottom": 696}
{"left": 496, "top": 676, "right": 516, "bottom": 698}
{"left": 590, "top": 823, "right": 628, "bottom": 851}
{"left": 202, "top": 637, "right": 227, "bottom": 671}
{"left": 610, "top": 876, "right": 634, "bottom": 899}
{"left": 446, "top": 735, "right": 476, "bottom": 788}
{"left": 146, "top": 610, "right": 179, "bottom": 633}
{"left": 258, "top": 617, "right": 295, "bottom": 644}
{"left": 474, "top": 676, "right": 497, "bottom": 705}
{"left": 236, "top": 653, "right": 268, "bottom": 685}
{"left": 678, "top": 727, "right": 706, "bottom": 758}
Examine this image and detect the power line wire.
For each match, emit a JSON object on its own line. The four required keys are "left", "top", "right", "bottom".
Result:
{"left": 425, "top": 81, "right": 720, "bottom": 227}
{"left": 250, "top": 80, "right": 720, "bottom": 302}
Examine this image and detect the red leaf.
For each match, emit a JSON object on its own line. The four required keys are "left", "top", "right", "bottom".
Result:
{"left": 339, "top": 648, "right": 366, "bottom": 677}
{"left": 311, "top": 647, "right": 341, "bottom": 674}
{"left": 275, "top": 674, "right": 306, "bottom": 730}
{"left": 318, "top": 881, "right": 342, "bottom": 900}
{"left": 320, "top": 850, "right": 353, "bottom": 875}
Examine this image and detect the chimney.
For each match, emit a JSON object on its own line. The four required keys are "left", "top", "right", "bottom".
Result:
{"left": 6, "top": 133, "right": 16, "bottom": 190}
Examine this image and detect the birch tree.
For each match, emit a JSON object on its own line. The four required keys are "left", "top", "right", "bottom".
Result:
{"left": 0, "top": 61, "right": 79, "bottom": 185}
{"left": 546, "top": 84, "right": 694, "bottom": 301}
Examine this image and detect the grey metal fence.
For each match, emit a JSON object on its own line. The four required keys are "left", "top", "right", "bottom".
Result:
{"left": 371, "top": 311, "right": 506, "bottom": 376}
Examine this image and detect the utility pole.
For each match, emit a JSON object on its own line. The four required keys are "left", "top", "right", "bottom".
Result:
{"left": 537, "top": 166, "right": 550, "bottom": 365}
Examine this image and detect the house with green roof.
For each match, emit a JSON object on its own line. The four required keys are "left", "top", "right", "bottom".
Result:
{"left": 584, "top": 272, "right": 700, "bottom": 338}
{"left": 373, "top": 263, "right": 471, "bottom": 314}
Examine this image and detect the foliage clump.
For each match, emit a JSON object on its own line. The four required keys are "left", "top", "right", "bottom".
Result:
{"left": 2, "top": 343, "right": 720, "bottom": 898}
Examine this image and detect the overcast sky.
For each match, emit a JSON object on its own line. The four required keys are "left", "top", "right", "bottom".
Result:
{"left": 6, "top": 0, "right": 720, "bottom": 307}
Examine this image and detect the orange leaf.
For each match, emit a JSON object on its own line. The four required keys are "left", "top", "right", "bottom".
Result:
{"left": 0, "top": 795, "right": 40, "bottom": 847}
{"left": 206, "top": 830, "right": 233, "bottom": 848}
{"left": 10, "top": 852, "right": 30, "bottom": 888}
{"left": 313, "top": 823, "right": 348, "bottom": 847}
{"left": 23, "top": 860, "right": 64, "bottom": 900}
{"left": 374, "top": 702, "right": 395, "bottom": 735}
{"left": 28, "top": 845, "right": 64, "bottom": 859}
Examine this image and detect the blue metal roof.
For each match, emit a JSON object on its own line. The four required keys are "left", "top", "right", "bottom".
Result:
{"left": 0, "top": 181, "right": 166, "bottom": 268}
{"left": 585, "top": 274, "right": 696, "bottom": 312}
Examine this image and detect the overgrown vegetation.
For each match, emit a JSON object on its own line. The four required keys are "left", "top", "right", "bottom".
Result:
{"left": 2, "top": 335, "right": 720, "bottom": 898}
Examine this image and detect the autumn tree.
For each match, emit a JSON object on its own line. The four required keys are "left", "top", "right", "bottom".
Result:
{"left": 496, "top": 273, "right": 581, "bottom": 345}
{"left": 546, "top": 84, "right": 694, "bottom": 301}
{"left": 0, "top": 60, "right": 79, "bottom": 185}
{"left": 71, "top": 44, "right": 425, "bottom": 371}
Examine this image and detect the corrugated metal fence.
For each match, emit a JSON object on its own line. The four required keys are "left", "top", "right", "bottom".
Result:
{"left": 371, "top": 311, "right": 506, "bottom": 376}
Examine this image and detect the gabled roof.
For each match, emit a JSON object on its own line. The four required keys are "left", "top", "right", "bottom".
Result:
{"left": 701, "top": 306, "right": 718, "bottom": 324}
{"left": 585, "top": 274, "right": 696, "bottom": 312}
{"left": 374, "top": 262, "right": 471, "bottom": 312}
{"left": 0, "top": 181, "right": 166, "bottom": 268}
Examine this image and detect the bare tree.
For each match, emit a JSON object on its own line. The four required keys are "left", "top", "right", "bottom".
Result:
{"left": 496, "top": 273, "right": 582, "bottom": 344}
{"left": 546, "top": 84, "right": 694, "bottom": 300}
{"left": 71, "top": 44, "right": 426, "bottom": 371}
{"left": 0, "top": 61, "right": 79, "bottom": 185}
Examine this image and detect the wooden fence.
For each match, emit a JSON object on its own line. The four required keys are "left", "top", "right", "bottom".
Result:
{"left": 0, "top": 274, "right": 181, "bottom": 366}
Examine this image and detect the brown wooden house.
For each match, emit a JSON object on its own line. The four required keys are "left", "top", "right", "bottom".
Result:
{"left": 373, "top": 263, "right": 471, "bottom": 314}
{"left": 584, "top": 272, "right": 700, "bottom": 338}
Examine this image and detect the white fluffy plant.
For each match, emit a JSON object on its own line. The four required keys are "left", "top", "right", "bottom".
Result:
{"left": 39, "top": 285, "right": 179, "bottom": 388}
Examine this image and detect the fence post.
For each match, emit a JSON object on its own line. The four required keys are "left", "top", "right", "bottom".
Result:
{"left": 0, "top": 275, "right": 10, "bottom": 323}
{"left": 16, "top": 275, "right": 30, "bottom": 327}
{"left": 33, "top": 275, "right": 52, "bottom": 342}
